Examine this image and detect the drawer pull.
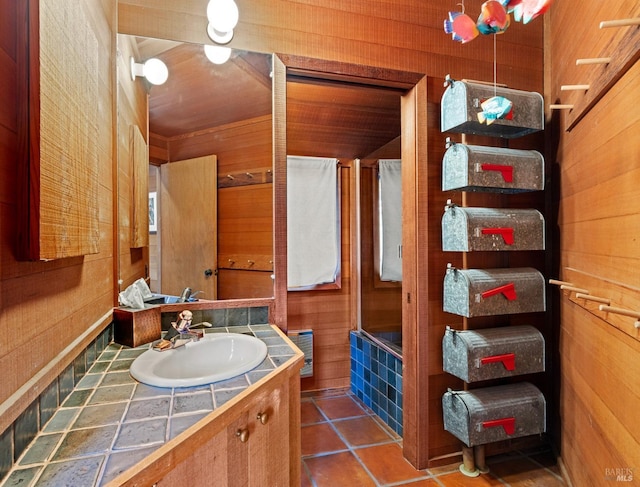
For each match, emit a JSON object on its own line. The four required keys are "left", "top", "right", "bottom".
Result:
{"left": 482, "top": 417, "right": 515, "bottom": 435}
{"left": 481, "top": 283, "right": 517, "bottom": 301}
{"left": 257, "top": 412, "right": 269, "bottom": 425}
{"left": 481, "top": 227, "right": 514, "bottom": 245}
{"left": 480, "top": 353, "right": 516, "bottom": 371}
{"left": 480, "top": 163, "right": 513, "bottom": 183}
{"left": 236, "top": 428, "right": 249, "bottom": 443}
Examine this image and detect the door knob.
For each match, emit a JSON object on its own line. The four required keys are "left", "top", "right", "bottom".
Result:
{"left": 204, "top": 268, "right": 215, "bottom": 277}
{"left": 257, "top": 412, "right": 269, "bottom": 425}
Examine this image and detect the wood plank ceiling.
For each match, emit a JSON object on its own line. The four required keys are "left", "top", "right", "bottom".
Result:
{"left": 142, "top": 39, "right": 402, "bottom": 160}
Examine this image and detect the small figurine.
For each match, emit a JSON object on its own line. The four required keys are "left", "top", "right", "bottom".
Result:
{"left": 155, "top": 310, "right": 194, "bottom": 350}
{"left": 477, "top": 96, "right": 514, "bottom": 125}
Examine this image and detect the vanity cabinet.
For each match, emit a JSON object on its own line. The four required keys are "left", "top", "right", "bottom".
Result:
{"left": 108, "top": 333, "right": 303, "bottom": 487}
{"left": 157, "top": 375, "right": 292, "bottom": 486}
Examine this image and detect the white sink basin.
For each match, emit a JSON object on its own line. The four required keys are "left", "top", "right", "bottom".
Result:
{"left": 130, "top": 333, "right": 268, "bottom": 388}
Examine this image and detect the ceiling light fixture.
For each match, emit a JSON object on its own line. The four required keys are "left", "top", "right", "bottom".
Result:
{"left": 206, "top": 23, "right": 234, "bottom": 45}
{"left": 206, "top": 0, "right": 238, "bottom": 45}
{"left": 130, "top": 58, "right": 169, "bottom": 85}
{"left": 207, "top": 0, "right": 239, "bottom": 32}
{"left": 204, "top": 44, "right": 232, "bottom": 64}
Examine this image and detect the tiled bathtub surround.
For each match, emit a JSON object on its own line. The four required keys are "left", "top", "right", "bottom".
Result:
{"left": 1, "top": 324, "right": 295, "bottom": 487}
{"left": 350, "top": 331, "right": 403, "bottom": 436}
{"left": 0, "top": 325, "right": 113, "bottom": 483}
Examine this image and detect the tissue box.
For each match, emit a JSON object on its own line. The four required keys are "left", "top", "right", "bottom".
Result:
{"left": 442, "top": 325, "right": 545, "bottom": 382}
{"left": 114, "top": 307, "right": 161, "bottom": 348}
{"left": 442, "top": 382, "right": 546, "bottom": 447}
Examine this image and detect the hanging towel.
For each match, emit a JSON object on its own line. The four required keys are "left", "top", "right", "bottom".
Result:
{"left": 379, "top": 159, "right": 402, "bottom": 281}
{"left": 287, "top": 156, "right": 339, "bottom": 289}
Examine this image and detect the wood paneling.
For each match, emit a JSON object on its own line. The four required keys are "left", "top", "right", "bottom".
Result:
{"left": 130, "top": 124, "right": 149, "bottom": 248}
{"left": 118, "top": 2, "right": 545, "bottom": 409}
{"left": 118, "top": 0, "right": 543, "bottom": 91}
{"left": 547, "top": 2, "right": 640, "bottom": 484}
{"left": 117, "top": 33, "right": 149, "bottom": 291}
{"left": 147, "top": 45, "right": 272, "bottom": 139}
{"left": 1, "top": 0, "right": 116, "bottom": 433}
{"left": 0, "top": 0, "right": 551, "bottom": 473}
{"left": 359, "top": 165, "right": 402, "bottom": 335}
{"left": 164, "top": 116, "right": 274, "bottom": 300}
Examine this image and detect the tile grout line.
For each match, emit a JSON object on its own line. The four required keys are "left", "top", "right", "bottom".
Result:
{"left": 11, "top": 346, "right": 119, "bottom": 487}
{"left": 307, "top": 394, "right": 435, "bottom": 487}
{"left": 94, "top": 371, "right": 140, "bottom": 486}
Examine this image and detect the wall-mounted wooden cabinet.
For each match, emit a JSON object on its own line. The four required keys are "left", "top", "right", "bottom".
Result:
{"left": 17, "top": 0, "right": 101, "bottom": 260}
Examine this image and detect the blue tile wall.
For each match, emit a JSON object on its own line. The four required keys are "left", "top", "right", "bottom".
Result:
{"left": 350, "top": 331, "right": 403, "bottom": 436}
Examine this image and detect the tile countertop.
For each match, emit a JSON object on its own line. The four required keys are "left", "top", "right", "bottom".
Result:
{"left": 1, "top": 325, "right": 299, "bottom": 487}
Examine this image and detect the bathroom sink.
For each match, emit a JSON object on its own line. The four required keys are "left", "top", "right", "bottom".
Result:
{"left": 129, "top": 333, "right": 268, "bottom": 388}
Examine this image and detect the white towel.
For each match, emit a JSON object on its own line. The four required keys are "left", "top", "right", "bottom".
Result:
{"left": 379, "top": 159, "right": 402, "bottom": 281}
{"left": 287, "top": 156, "right": 339, "bottom": 289}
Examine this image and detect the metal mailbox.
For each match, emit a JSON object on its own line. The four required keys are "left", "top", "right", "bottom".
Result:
{"left": 442, "top": 141, "right": 544, "bottom": 193}
{"left": 441, "top": 76, "right": 544, "bottom": 138}
{"left": 442, "top": 204, "right": 545, "bottom": 252}
{"left": 442, "top": 382, "right": 546, "bottom": 447}
{"left": 443, "top": 266, "right": 546, "bottom": 317}
{"left": 442, "top": 325, "right": 545, "bottom": 382}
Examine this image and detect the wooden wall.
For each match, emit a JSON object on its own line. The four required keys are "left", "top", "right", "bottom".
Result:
{"left": 117, "top": 0, "right": 546, "bottom": 463}
{"left": 117, "top": 34, "right": 149, "bottom": 291}
{"left": 0, "top": 0, "right": 116, "bottom": 433}
{"left": 546, "top": 2, "right": 640, "bottom": 485}
{"left": 149, "top": 115, "right": 274, "bottom": 300}
{"left": 359, "top": 139, "right": 403, "bottom": 336}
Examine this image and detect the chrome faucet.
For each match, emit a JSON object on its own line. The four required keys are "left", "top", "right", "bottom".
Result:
{"left": 178, "top": 287, "right": 192, "bottom": 302}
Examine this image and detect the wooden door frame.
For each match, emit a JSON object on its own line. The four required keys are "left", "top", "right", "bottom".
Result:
{"left": 272, "top": 53, "right": 431, "bottom": 467}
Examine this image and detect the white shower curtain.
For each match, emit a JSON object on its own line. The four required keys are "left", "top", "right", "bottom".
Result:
{"left": 379, "top": 159, "right": 402, "bottom": 281}
{"left": 287, "top": 156, "right": 339, "bottom": 289}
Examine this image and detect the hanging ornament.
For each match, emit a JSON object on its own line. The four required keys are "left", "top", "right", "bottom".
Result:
{"left": 444, "top": 9, "right": 480, "bottom": 43}
{"left": 476, "top": 1, "right": 510, "bottom": 35}
{"left": 501, "top": 0, "right": 554, "bottom": 24}
{"left": 443, "top": 0, "right": 553, "bottom": 43}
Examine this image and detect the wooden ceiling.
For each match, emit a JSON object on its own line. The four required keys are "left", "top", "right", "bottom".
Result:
{"left": 144, "top": 40, "right": 402, "bottom": 160}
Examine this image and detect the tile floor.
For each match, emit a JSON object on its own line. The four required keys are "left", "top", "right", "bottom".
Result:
{"left": 301, "top": 390, "right": 565, "bottom": 487}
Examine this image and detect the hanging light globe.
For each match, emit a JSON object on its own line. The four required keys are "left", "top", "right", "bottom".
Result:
{"left": 206, "top": 0, "right": 239, "bottom": 33}
{"left": 204, "top": 44, "right": 232, "bottom": 65}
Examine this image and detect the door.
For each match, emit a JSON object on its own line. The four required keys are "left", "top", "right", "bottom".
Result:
{"left": 160, "top": 155, "right": 217, "bottom": 299}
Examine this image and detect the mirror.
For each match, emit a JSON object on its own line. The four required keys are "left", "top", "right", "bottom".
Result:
{"left": 117, "top": 35, "right": 274, "bottom": 301}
